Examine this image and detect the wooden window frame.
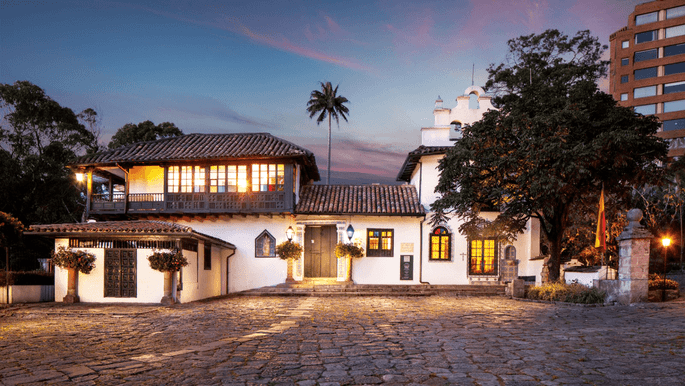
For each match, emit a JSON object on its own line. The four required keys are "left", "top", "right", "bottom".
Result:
{"left": 366, "top": 228, "right": 393, "bottom": 257}
{"left": 255, "top": 230, "right": 277, "bottom": 258}
{"left": 429, "top": 226, "right": 451, "bottom": 261}
{"left": 469, "top": 238, "right": 498, "bottom": 275}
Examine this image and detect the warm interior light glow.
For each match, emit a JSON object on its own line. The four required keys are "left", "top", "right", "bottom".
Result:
{"left": 286, "top": 226, "right": 294, "bottom": 241}
{"left": 75, "top": 173, "right": 84, "bottom": 182}
{"left": 662, "top": 238, "right": 671, "bottom": 247}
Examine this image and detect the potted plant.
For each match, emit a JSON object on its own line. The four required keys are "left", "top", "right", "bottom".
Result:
{"left": 276, "top": 240, "right": 303, "bottom": 282}
{"left": 148, "top": 249, "right": 188, "bottom": 305}
{"left": 51, "top": 246, "right": 96, "bottom": 303}
{"left": 335, "top": 242, "right": 364, "bottom": 282}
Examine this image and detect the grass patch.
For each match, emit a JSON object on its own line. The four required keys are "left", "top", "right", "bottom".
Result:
{"left": 526, "top": 282, "right": 605, "bottom": 304}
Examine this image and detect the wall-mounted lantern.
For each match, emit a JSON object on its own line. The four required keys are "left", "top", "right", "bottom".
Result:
{"left": 346, "top": 224, "right": 355, "bottom": 242}
{"left": 286, "top": 226, "right": 294, "bottom": 242}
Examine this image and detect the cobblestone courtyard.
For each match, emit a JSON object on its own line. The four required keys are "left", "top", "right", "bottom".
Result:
{"left": 1, "top": 296, "right": 684, "bottom": 385}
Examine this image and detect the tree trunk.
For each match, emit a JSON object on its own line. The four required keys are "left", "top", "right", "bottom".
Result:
{"left": 160, "top": 271, "right": 175, "bottom": 305}
{"left": 327, "top": 114, "right": 332, "bottom": 185}
{"left": 63, "top": 267, "right": 80, "bottom": 303}
{"left": 548, "top": 232, "right": 563, "bottom": 282}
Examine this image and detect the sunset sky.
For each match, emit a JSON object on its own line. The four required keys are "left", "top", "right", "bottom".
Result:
{"left": 1, "top": 0, "right": 644, "bottom": 184}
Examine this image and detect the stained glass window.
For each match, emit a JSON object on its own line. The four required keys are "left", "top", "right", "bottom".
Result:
{"left": 430, "top": 226, "right": 451, "bottom": 260}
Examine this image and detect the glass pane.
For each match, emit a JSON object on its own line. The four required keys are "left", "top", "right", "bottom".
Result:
{"left": 621, "top": 58, "right": 629, "bottom": 66}
{"left": 369, "top": 237, "right": 379, "bottom": 250}
{"left": 620, "top": 93, "right": 629, "bottom": 101}
{"left": 634, "top": 49, "right": 657, "bottom": 63}
{"left": 633, "top": 85, "right": 657, "bottom": 98}
{"left": 168, "top": 166, "right": 179, "bottom": 193}
{"left": 664, "top": 118, "right": 685, "bottom": 131}
{"left": 634, "top": 67, "right": 657, "bottom": 80}
{"left": 238, "top": 165, "right": 247, "bottom": 192}
{"left": 665, "top": 43, "right": 685, "bottom": 57}
{"left": 634, "top": 104, "right": 656, "bottom": 115}
{"left": 664, "top": 81, "right": 685, "bottom": 94}
{"left": 227, "top": 165, "right": 237, "bottom": 192}
{"left": 635, "top": 11, "right": 658, "bottom": 25}
{"left": 252, "top": 164, "right": 259, "bottom": 192}
{"left": 665, "top": 62, "right": 685, "bottom": 76}
{"left": 666, "top": 24, "right": 685, "bottom": 39}
{"left": 194, "top": 166, "right": 205, "bottom": 193}
{"left": 664, "top": 99, "right": 685, "bottom": 113}
{"left": 181, "top": 166, "right": 192, "bottom": 193}
{"left": 635, "top": 30, "right": 657, "bottom": 44}
{"left": 667, "top": 5, "right": 685, "bottom": 19}
{"left": 622, "top": 40, "right": 629, "bottom": 49}
{"left": 621, "top": 75, "right": 629, "bottom": 83}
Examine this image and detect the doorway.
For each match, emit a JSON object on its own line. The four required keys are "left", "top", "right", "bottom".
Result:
{"left": 304, "top": 225, "right": 337, "bottom": 277}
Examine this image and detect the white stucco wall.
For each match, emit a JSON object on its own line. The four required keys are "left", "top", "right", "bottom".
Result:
{"left": 178, "top": 244, "right": 226, "bottom": 303}
{"left": 128, "top": 165, "right": 164, "bottom": 194}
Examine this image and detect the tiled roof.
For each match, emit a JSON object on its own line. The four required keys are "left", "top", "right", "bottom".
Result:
{"left": 396, "top": 145, "right": 452, "bottom": 182}
{"left": 26, "top": 220, "right": 235, "bottom": 249}
{"left": 296, "top": 185, "right": 425, "bottom": 216}
{"left": 73, "top": 133, "right": 320, "bottom": 181}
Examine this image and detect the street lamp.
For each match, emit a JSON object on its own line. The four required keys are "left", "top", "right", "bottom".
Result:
{"left": 662, "top": 237, "right": 671, "bottom": 302}
{"left": 286, "top": 226, "right": 294, "bottom": 242}
{"left": 75, "top": 172, "right": 84, "bottom": 182}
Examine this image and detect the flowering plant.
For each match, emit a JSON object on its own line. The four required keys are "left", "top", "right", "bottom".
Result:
{"left": 148, "top": 249, "right": 188, "bottom": 272}
{"left": 335, "top": 242, "right": 364, "bottom": 259}
{"left": 276, "top": 241, "right": 303, "bottom": 260}
{"left": 50, "top": 246, "right": 96, "bottom": 274}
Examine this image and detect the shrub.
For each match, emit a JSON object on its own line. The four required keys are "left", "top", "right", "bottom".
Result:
{"left": 334, "top": 243, "right": 364, "bottom": 259}
{"left": 50, "top": 246, "right": 96, "bottom": 274}
{"left": 148, "top": 249, "right": 188, "bottom": 272}
{"left": 648, "top": 274, "right": 680, "bottom": 290}
{"left": 275, "top": 241, "right": 303, "bottom": 260}
{"left": 526, "top": 282, "right": 605, "bottom": 304}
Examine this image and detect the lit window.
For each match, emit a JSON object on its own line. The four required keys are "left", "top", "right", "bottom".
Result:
{"left": 367, "top": 229, "right": 393, "bottom": 257}
{"left": 635, "top": 11, "right": 658, "bottom": 26}
{"left": 469, "top": 238, "right": 497, "bottom": 275}
{"left": 634, "top": 48, "right": 657, "bottom": 63}
{"left": 180, "top": 166, "right": 193, "bottom": 193}
{"left": 665, "top": 43, "right": 685, "bottom": 57}
{"left": 664, "top": 81, "right": 685, "bottom": 94}
{"left": 634, "top": 104, "right": 657, "bottom": 115}
{"left": 667, "top": 5, "right": 685, "bottom": 20}
{"left": 620, "top": 93, "right": 629, "bottom": 101}
{"left": 251, "top": 164, "right": 285, "bottom": 192}
{"left": 168, "top": 166, "right": 180, "bottom": 193}
{"left": 665, "top": 62, "right": 685, "bottom": 76}
{"left": 193, "top": 166, "right": 205, "bottom": 193}
{"left": 210, "top": 165, "right": 226, "bottom": 193}
{"left": 664, "top": 99, "right": 685, "bottom": 113}
{"left": 255, "top": 230, "right": 276, "bottom": 257}
{"left": 622, "top": 40, "right": 629, "bottom": 49}
{"left": 634, "top": 66, "right": 658, "bottom": 80}
{"left": 621, "top": 75, "right": 629, "bottom": 83}
{"left": 666, "top": 24, "right": 685, "bottom": 39}
{"left": 635, "top": 30, "right": 658, "bottom": 44}
{"left": 429, "top": 226, "right": 451, "bottom": 260}
{"left": 634, "top": 85, "right": 657, "bottom": 99}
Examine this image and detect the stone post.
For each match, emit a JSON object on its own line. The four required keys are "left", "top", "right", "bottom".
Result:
{"left": 63, "top": 267, "right": 80, "bottom": 303}
{"left": 285, "top": 259, "right": 296, "bottom": 283}
{"left": 160, "top": 271, "right": 175, "bottom": 305}
{"left": 596, "top": 209, "right": 652, "bottom": 304}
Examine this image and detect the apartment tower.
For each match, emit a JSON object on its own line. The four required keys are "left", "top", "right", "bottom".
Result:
{"left": 610, "top": 0, "right": 685, "bottom": 157}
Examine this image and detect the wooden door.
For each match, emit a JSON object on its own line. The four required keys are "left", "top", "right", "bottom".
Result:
{"left": 104, "top": 249, "right": 137, "bottom": 298}
{"left": 304, "top": 225, "right": 337, "bottom": 277}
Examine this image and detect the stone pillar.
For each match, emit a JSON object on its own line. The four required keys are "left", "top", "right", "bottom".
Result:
{"left": 615, "top": 209, "right": 652, "bottom": 304}
{"left": 63, "top": 267, "right": 80, "bottom": 303}
{"left": 161, "top": 271, "right": 175, "bottom": 305}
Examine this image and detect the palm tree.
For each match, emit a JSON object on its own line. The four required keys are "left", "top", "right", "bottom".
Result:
{"left": 307, "top": 81, "right": 350, "bottom": 185}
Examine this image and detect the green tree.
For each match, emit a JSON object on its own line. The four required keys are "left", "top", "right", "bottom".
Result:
{"left": 0, "top": 81, "right": 97, "bottom": 225}
{"left": 108, "top": 120, "right": 183, "bottom": 149}
{"left": 431, "top": 30, "right": 668, "bottom": 281}
{"left": 306, "top": 81, "right": 350, "bottom": 184}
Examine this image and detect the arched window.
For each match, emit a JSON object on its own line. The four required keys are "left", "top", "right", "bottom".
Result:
{"left": 255, "top": 230, "right": 276, "bottom": 257}
{"left": 450, "top": 121, "right": 462, "bottom": 131}
{"left": 430, "top": 226, "right": 451, "bottom": 260}
{"left": 504, "top": 245, "right": 516, "bottom": 261}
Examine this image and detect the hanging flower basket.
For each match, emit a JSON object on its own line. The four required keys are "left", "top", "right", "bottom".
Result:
{"left": 276, "top": 241, "right": 303, "bottom": 261}
{"left": 51, "top": 246, "right": 96, "bottom": 274}
{"left": 148, "top": 249, "right": 188, "bottom": 272}
{"left": 335, "top": 243, "right": 364, "bottom": 259}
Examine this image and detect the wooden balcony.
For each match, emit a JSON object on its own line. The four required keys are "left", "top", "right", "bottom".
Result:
{"left": 90, "top": 191, "right": 291, "bottom": 215}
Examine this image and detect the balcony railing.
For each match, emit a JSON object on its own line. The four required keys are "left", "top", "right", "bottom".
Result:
{"left": 90, "top": 192, "right": 288, "bottom": 214}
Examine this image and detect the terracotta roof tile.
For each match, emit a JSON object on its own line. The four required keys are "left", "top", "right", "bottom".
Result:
{"left": 396, "top": 145, "right": 452, "bottom": 182}
{"left": 296, "top": 185, "right": 424, "bottom": 216}
{"left": 73, "top": 133, "right": 320, "bottom": 181}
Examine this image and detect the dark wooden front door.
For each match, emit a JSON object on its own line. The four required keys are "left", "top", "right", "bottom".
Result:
{"left": 304, "top": 225, "right": 337, "bottom": 277}
{"left": 104, "top": 249, "right": 137, "bottom": 298}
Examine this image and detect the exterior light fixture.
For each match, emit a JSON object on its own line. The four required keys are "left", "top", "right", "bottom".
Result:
{"left": 662, "top": 237, "right": 671, "bottom": 301}
{"left": 75, "top": 172, "right": 84, "bottom": 182}
{"left": 286, "top": 226, "right": 294, "bottom": 242}
{"left": 346, "top": 224, "right": 354, "bottom": 242}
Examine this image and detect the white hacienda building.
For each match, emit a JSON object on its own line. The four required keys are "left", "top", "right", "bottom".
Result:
{"left": 28, "top": 86, "right": 543, "bottom": 303}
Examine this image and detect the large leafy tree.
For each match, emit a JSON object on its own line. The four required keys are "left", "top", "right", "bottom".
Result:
{"left": 108, "top": 120, "right": 183, "bottom": 149}
{"left": 306, "top": 81, "right": 350, "bottom": 184}
{"left": 431, "top": 30, "right": 669, "bottom": 281}
{"left": 0, "top": 81, "right": 97, "bottom": 225}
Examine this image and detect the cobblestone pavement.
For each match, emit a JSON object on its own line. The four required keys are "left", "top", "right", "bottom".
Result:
{"left": 1, "top": 296, "right": 684, "bottom": 385}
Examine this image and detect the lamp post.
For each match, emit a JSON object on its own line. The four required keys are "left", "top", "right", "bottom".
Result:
{"left": 286, "top": 226, "right": 294, "bottom": 242}
{"left": 662, "top": 237, "right": 671, "bottom": 302}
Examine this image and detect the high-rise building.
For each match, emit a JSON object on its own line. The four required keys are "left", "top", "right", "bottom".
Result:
{"left": 610, "top": 0, "right": 685, "bottom": 157}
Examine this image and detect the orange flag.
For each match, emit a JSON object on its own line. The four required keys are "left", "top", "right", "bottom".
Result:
{"left": 595, "top": 188, "right": 606, "bottom": 250}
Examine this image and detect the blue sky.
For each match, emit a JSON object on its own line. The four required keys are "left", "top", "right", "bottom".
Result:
{"left": 1, "top": 0, "right": 643, "bottom": 183}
